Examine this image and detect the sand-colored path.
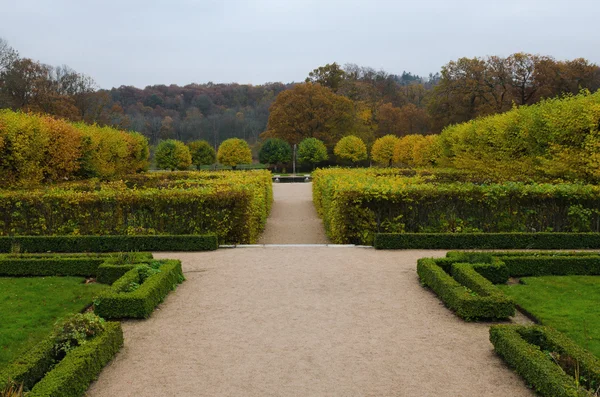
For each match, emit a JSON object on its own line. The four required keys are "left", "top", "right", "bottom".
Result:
{"left": 87, "top": 248, "right": 532, "bottom": 397}
{"left": 258, "top": 183, "right": 329, "bottom": 244}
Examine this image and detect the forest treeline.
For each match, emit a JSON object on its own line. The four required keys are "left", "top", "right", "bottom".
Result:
{"left": 1, "top": 37, "right": 599, "bottom": 148}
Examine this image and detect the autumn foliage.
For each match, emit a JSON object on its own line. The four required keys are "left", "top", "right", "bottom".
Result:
{"left": 334, "top": 135, "right": 367, "bottom": 164}
{"left": 371, "top": 135, "right": 400, "bottom": 167}
{"left": 261, "top": 83, "right": 355, "bottom": 150}
{"left": 217, "top": 138, "right": 252, "bottom": 169}
{"left": 439, "top": 90, "right": 600, "bottom": 182}
{"left": 0, "top": 109, "right": 149, "bottom": 187}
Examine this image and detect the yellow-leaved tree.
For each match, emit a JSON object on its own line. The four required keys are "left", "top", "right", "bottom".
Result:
{"left": 334, "top": 135, "right": 367, "bottom": 165}
{"left": 217, "top": 138, "right": 252, "bottom": 170}
{"left": 371, "top": 135, "right": 400, "bottom": 167}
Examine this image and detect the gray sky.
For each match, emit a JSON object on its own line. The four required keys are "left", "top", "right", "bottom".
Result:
{"left": 1, "top": 0, "right": 599, "bottom": 89}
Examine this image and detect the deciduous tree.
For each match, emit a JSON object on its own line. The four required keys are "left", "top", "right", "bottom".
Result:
{"left": 217, "top": 138, "right": 252, "bottom": 170}
{"left": 261, "top": 83, "right": 355, "bottom": 150}
{"left": 297, "top": 137, "right": 328, "bottom": 169}
{"left": 188, "top": 140, "right": 216, "bottom": 169}
{"left": 155, "top": 139, "right": 192, "bottom": 171}
{"left": 371, "top": 135, "right": 400, "bottom": 167}
{"left": 258, "top": 138, "right": 291, "bottom": 171}
{"left": 334, "top": 135, "right": 367, "bottom": 165}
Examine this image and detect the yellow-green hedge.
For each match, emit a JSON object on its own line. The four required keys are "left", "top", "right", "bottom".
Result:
{"left": 0, "top": 109, "right": 149, "bottom": 187}
{"left": 313, "top": 168, "right": 600, "bottom": 245}
{"left": 0, "top": 171, "right": 272, "bottom": 244}
{"left": 439, "top": 90, "right": 600, "bottom": 183}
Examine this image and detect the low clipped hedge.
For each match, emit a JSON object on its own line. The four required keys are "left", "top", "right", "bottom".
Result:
{"left": 490, "top": 325, "right": 600, "bottom": 397}
{"left": 447, "top": 251, "right": 600, "bottom": 277}
{"left": 94, "top": 260, "right": 184, "bottom": 319}
{"left": 416, "top": 258, "right": 514, "bottom": 320}
{"left": 0, "top": 258, "right": 104, "bottom": 277}
{"left": 420, "top": 252, "right": 600, "bottom": 321}
{"left": 0, "top": 235, "right": 218, "bottom": 253}
{"left": 0, "top": 322, "right": 123, "bottom": 396}
{"left": 374, "top": 232, "right": 600, "bottom": 249}
{"left": 0, "top": 252, "right": 154, "bottom": 278}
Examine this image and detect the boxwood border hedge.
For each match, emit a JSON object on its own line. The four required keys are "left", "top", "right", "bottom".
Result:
{"left": 94, "top": 260, "right": 184, "bottom": 319}
{"left": 0, "top": 321, "right": 123, "bottom": 396}
{"left": 490, "top": 325, "right": 600, "bottom": 397}
{"left": 375, "top": 233, "right": 600, "bottom": 249}
{"left": 416, "top": 258, "right": 515, "bottom": 320}
{"left": 0, "top": 235, "right": 218, "bottom": 253}
{"left": 418, "top": 252, "right": 600, "bottom": 321}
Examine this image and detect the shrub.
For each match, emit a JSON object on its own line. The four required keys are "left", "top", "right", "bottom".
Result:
{"left": 27, "top": 322, "right": 123, "bottom": 397}
{"left": 374, "top": 233, "right": 600, "bottom": 250}
{"left": 416, "top": 258, "right": 514, "bottom": 320}
{"left": 371, "top": 135, "right": 400, "bottom": 166}
{"left": 0, "top": 320, "right": 123, "bottom": 396}
{"left": 217, "top": 138, "right": 252, "bottom": 170}
{"left": 0, "top": 257, "right": 104, "bottom": 277}
{"left": 258, "top": 138, "right": 291, "bottom": 171}
{"left": 439, "top": 90, "right": 600, "bottom": 183}
{"left": 313, "top": 168, "right": 600, "bottom": 245}
{"left": 94, "top": 260, "right": 184, "bottom": 319}
{"left": 490, "top": 325, "right": 600, "bottom": 397}
{"left": 0, "top": 235, "right": 218, "bottom": 253}
{"left": 155, "top": 139, "right": 192, "bottom": 171}
{"left": 334, "top": 135, "right": 367, "bottom": 164}
{"left": 75, "top": 122, "right": 149, "bottom": 179}
{"left": 187, "top": 140, "right": 216, "bottom": 169}
{"left": 297, "top": 137, "right": 328, "bottom": 169}
{"left": 0, "top": 170, "right": 272, "bottom": 244}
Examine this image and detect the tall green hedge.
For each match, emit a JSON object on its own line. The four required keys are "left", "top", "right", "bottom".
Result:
{"left": 313, "top": 168, "right": 600, "bottom": 245}
{"left": 0, "top": 170, "right": 272, "bottom": 244}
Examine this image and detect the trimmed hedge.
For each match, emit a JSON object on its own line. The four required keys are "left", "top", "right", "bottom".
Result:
{"left": 374, "top": 233, "right": 600, "bottom": 249}
{"left": 502, "top": 256, "right": 600, "bottom": 277}
{"left": 0, "top": 335, "right": 55, "bottom": 390}
{"left": 0, "top": 170, "right": 272, "bottom": 244}
{"left": 446, "top": 251, "right": 600, "bottom": 277}
{"left": 416, "top": 258, "right": 514, "bottom": 320}
{"left": 313, "top": 168, "right": 600, "bottom": 245}
{"left": 94, "top": 260, "right": 184, "bottom": 319}
{"left": 96, "top": 263, "right": 137, "bottom": 285}
{"left": 420, "top": 252, "right": 600, "bottom": 321}
{"left": 0, "top": 257, "right": 104, "bottom": 277}
{"left": 29, "top": 322, "right": 123, "bottom": 397}
{"left": 0, "top": 322, "right": 123, "bottom": 396}
{"left": 0, "top": 235, "right": 218, "bottom": 253}
{"left": 0, "top": 252, "right": 154, "bottom": 279}
{"left": 490, "top": 325, "right": 600, "bottom": 397}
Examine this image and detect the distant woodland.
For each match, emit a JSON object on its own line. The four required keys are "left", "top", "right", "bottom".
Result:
{"left": 1, "top": 37, "right": 599, "bottom": 149}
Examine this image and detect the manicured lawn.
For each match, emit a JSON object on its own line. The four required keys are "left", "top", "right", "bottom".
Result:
{"left": 0, "top": 277, "right": 108, "bottom": 368}
{"left": 499, "top": 276, "right": 600, "bottom": 358}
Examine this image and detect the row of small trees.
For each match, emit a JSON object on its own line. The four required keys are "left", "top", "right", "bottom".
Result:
{"left": 258, "top": 134, "right": 440, "bottom": 169}
{"left": 154, "top": 133, "right": 441, "bottom": 171}
{"left": 155, "top": 138, "right": 253, "bottom": 170}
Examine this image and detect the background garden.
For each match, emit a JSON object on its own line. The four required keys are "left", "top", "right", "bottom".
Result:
{"left": 2, "top": 39, "right": 600, "bottom": 397}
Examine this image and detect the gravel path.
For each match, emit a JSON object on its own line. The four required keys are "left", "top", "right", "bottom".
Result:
{"left": 86, "top": 248, "right": 532, "bottom": 397}
{"left": 258, "top": 183, "right": 329, "bottom": 244}
{"left": 86, "top": 184, "right": 532, "bottom": 396}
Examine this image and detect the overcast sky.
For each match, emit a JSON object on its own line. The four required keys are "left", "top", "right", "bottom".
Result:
{"left": 1, "top": 0, "right": 598, "bottom": 89}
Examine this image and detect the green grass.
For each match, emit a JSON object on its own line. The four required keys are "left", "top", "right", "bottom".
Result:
{"left": 499, "top": 276, "right": 600, "bottom": 358}
{"left": 0, "top": 277, "right": 108, "bottom": 368}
